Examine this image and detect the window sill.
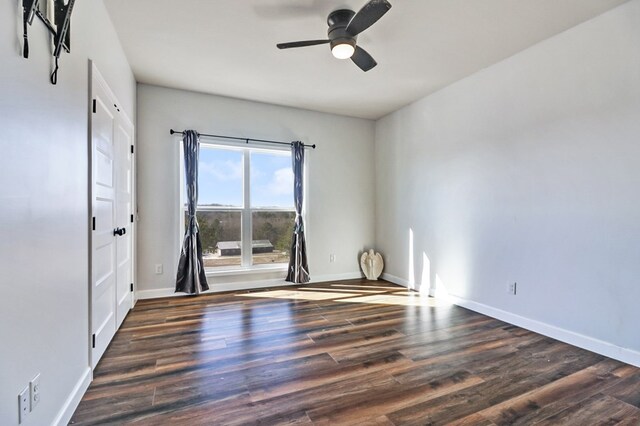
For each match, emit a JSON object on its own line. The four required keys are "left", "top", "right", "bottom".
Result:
{"left": 205, "top": 265, "right": 288, "bottom": 277}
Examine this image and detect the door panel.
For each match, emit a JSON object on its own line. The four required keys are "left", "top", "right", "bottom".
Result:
{"left": 91, "top": 88, "right": 117, "bottom": 368}
{"left": 115, "top": 121, "right": 133, "bottom": 328}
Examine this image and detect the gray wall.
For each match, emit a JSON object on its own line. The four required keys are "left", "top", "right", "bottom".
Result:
{"left": 0, "top": 1, "right": 135, "bottom": 423}
{"left": 136, "top": 84, "right": 375, "bottom": 296}
{"left": 375, "top": 0, "right": 640, "bottom": 358}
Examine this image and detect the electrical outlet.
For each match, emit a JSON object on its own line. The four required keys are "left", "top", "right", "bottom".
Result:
{"left": 329, "top": 254, "right": 336, "bottom": 263}
{"left": 18, "top": 386, "right": 29, "bottom": 423}
{"left": 507, "top": 282, "right": 517, "bottom": 295}
{"left": 155, "top": 264, "right": 163, "bottom": 274}
{"left": 30, "top": 373, "right": 41, "bottom": 410}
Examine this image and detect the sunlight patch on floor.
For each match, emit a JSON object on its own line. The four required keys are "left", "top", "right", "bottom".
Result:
{"left": 238, "top": 285, "right": 453, "bottom": 307}
{"left": 299, "top": 287, "right": 387, "bottom": 294}
{"left": 239, "top": 290, "right": 361, "bottom": 301}
{"left": 330, "top": 284, "right": 402, "bottom": 291}
{"left": 336, "top": 294, "right": 452, "bottom": 307}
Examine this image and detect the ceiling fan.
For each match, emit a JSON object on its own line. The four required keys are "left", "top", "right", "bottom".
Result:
{"left": 276, "top": 0, "right": 392, "bottom": 72}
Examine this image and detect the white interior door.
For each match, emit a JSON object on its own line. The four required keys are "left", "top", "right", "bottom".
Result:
{"left": 91, "top": 81, "right": 117, "bottom": 368}
{"left": 91, "top": 64, "right": 135, "bottom": 369}
{"left": 115, "top": 120, "right": 133, "bottom": 328}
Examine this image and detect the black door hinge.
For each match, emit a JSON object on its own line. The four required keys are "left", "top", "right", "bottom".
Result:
{"left": 130, "top": 145, "right": 134, "bottom": 154}
{"left": 92, "top": 99, "right": 96, "bottom": 113}
{"left": 92, "top": 216, "right": 96, "bottom": 231}
{"left": 92, "top": 334, "right": 96, "bottom": 348}
{"left": 130, "top": 214, "right": 134, "bottom": 223}
{"left": 130, "top": 283, "right": 134, "bottom": 292}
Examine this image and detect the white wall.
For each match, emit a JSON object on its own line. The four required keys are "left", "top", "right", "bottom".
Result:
{"left": 0, "top": 1, "right": 135, "bottom": 424}
{"left": 136, "top": 84, "right": 375, "bottom": 296}
{"left": 376, "top": 0, "right": 640, "bottom": 362}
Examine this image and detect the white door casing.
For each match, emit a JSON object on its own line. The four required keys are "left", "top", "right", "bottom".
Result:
{"left": 91, "top": 80, "right": 117, "bottom": 368}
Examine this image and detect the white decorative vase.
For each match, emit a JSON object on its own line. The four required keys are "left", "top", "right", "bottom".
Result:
{"left": 360, "top": 249, "right": 384, "bottom": 280}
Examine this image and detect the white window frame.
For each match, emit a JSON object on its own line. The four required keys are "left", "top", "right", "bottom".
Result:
{"left": 179, "top": 139, "right": 298, "bottom": 274}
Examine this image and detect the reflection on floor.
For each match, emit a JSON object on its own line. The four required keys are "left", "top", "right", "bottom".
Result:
{"left": 70, "top": 279, "right": 640, "bottom": 425}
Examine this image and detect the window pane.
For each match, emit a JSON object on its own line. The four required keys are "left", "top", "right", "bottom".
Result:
{"left": 252, "top": 211, "right": 296, "bottom": 265}
{"left": 198, "top": 146, "right": 243, "bottom": 207}
{"left": 190, "top": 211, "right": 242, "bottom": 268}
{"left": 251, "top": 152, "right": 294, "bottom": 208}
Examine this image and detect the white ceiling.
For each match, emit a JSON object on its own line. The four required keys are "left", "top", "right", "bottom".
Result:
{"left": 104, "top": 0, "right": 628, "bottom": 120}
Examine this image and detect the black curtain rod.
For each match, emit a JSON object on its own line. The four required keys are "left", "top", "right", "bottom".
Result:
{"left": 169, "top": 129, "right": 316, "bottom": 149}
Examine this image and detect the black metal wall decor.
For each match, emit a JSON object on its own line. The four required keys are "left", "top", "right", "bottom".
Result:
{"left": 21, "top": 0, "right": 76, "bottom": 84}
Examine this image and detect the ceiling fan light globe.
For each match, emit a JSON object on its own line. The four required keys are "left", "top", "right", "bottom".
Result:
{"left": 332, "top": 43, "right": 355, "bottom": 59}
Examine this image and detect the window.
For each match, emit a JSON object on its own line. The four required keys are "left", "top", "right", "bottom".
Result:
{"left": 181, "top": 143, "right": 296, "bottom": 271}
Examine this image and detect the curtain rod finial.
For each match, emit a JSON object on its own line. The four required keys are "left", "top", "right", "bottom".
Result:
{"left": 170, "top": 129, "right": 175, "bottom": 135}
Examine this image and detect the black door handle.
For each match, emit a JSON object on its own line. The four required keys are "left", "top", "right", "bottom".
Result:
{"left": 113, "top": 228, "right": 126, "bottom": 236}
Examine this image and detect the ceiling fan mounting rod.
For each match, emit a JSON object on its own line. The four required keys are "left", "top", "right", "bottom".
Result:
{"left": 327, "top": 9, "right": 355, "bottom": 29}
{"left": 327, "top": 9, "right": 357, "bottom": 50}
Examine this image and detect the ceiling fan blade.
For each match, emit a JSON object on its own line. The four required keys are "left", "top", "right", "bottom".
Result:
{"left": 277, "top": 40, "right": 330, "bottom": 49}
{"left": 346, "top": 0, "right": 392, "bottom": 36}
{"left": 351, "top": 46, "right": 377, "bottom": 72}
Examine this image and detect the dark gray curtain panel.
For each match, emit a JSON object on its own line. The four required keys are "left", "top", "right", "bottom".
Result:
{"left": 175, "top": 130, "right": 209, "bottom": 295}
{"left": 286, "top": 141, "right": 310, "bottom": 284}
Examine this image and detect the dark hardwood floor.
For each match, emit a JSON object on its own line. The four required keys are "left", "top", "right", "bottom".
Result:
{"left": 71, "top": 279, "right": 640, "bottom": 425}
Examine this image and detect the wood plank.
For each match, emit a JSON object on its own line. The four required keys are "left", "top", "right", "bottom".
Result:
{"left": 306, "top": 370, "right": 484, "bottom": 424}
{"left": 602, "top": 371, "right": 640, "bottom": 408}
{"left": 534, "top": 394, "right": 640, "bottom": 425}
{"left": 458, "top": 360, "right": 628, "bottom": 425}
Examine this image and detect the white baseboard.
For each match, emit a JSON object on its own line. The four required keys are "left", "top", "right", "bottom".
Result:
{"left": 137, "top": 272, "right": 366, "bottom": 300}
{"left": 447, "top": 294, "right": 640, "bottom": 368}
{"left": 381, "top": 272, "right": 410, "bottom": 288}
{"left": 381, "top": 272, "right": 432, "bottom": 293}
{"left": 136, "top": 287, "right": 180, "bottom": 300}
{"left": 310, "top": 271, "right": 364, "bottom": 283}
{"left": 137, "top": 278, "right": 288, "bottom": 300}
{"left": 53, "top": 366, "right": 92, "bottom": 426}
{"left": 382, "top": 273, "right": 640, "bottom": 368}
